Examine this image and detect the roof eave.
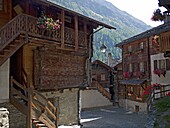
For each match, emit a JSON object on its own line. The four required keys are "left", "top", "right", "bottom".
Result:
{"left": 36, "top": 0, "right": 116, "bottom": 30}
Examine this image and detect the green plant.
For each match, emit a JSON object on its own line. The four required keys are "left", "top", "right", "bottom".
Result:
{"left": 163, "top": 115, "right": 170, "bottom": 122}
{"left": 155, "top": 97, "right": 170, "bottom": 112}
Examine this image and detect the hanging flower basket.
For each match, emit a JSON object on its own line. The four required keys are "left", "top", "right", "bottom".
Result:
{"left": 152, "top": 35, "right": 159, "bottom": 46}
{"left": 37, "top": 15, "right": 62, "bottom": 30}
{"left": 151, "top": 9, "right": 165, "bottom": 22}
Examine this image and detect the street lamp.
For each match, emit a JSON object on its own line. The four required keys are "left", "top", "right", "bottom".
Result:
{"left": 100, "top": 44, "right": 107, "bottom": 53}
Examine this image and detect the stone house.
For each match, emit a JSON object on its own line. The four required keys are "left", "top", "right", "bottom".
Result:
{"left": 0, "top": 0, "right": 115, "bottom": 127}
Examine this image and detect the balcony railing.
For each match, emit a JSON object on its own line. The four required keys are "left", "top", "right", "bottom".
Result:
{"left": 0, "top": 13, "right": 87, "bottom": 50}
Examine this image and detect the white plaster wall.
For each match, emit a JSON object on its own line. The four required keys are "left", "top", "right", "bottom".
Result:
{"left": 151, "top": 53, "right": 170, "bottom": 96}
{"left": 119, "top": 98, "right": 147, "bottom": 112}
{"left": 80, "top": 90, "right": 112, "bottom": 109}
{"left": 0, "top": 59, "right": 9, "bottom": 103}
{"left": 151, "top": 53, "right": 170, "bottom": 85}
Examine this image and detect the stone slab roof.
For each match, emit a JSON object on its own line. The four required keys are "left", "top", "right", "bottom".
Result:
{"left": 119, "top": 79, "right": 147, "bottom": 85}
{"left": 116, "top": 22, "right": 170, "bottom": 48}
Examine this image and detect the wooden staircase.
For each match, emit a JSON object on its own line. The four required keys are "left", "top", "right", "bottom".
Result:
{"left": 0, "top": 13, "right": 28, "bottom": 66}
{"left": 10, "top": 76, "right": 58, "bottom": 128}
{"left": 91, "top": 80, "right": 112, "bottom": 101}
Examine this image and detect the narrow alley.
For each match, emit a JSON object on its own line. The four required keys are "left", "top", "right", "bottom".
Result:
{"left": 81, "top": 106, "right": 147, "bottom": 128}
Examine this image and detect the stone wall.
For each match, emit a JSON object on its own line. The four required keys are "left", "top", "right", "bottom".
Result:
{"left": 42, "top": 88, "right": 80, "bottom": 126}
{"left": 119, "top": 98, "right": 147, "bottom": 112}
{"left": 80, "top": 89, "right": 112, "bottom": 109}
{"left": 0, "top": 102, "right": 26, "bottom": 128}
{"left": 0, "top": 59, "right": 9, "bottom": 103}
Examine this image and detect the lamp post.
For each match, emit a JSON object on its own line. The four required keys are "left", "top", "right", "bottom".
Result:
{"left": 100, "top": 43, "right": 107, "bottom": 54}
{"left": 100, "top": 43, "right": 107, "bottom": 62}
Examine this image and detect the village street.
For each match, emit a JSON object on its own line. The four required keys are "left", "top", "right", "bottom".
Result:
{"left": 81, "top": 106, "right": 147, "bottom": 128}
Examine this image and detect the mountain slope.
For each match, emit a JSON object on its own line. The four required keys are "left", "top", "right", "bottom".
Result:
{"left": 49, "top": 0, "right": 151, "bottom": 61}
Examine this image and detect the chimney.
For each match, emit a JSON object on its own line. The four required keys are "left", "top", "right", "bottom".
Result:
{"left": 164, "top": 11, "right": 170, "bottom": 23}
{"left": 108, "top": 52, "right": 112, "bottom": 66}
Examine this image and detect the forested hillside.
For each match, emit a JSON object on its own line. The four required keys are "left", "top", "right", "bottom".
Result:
{"left": 49, "top": 0, "right": 151, "bottom": 61}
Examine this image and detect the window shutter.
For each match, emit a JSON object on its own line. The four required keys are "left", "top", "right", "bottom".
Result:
{"left": 166, "top": 59, "right": 170, "bottom": 70}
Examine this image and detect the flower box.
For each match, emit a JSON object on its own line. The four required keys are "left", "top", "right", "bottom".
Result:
{"left": 37, "top": 15, "right": 62, "bottom": 31}
{"left": 153, "top": 69, "right": 166, "bottom": 77}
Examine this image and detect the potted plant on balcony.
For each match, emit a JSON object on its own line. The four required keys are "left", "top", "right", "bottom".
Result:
{"left": 37, "top": 15, "right": 62, "bottom": 35}
{"left": 123, "top": 72, "right": 132, "bottom": 78}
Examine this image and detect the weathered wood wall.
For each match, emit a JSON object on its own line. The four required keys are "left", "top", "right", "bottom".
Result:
{"left": 35, "top": 47, "right": 86, "bottom": 90}
{"left": 92, "top": 64, "right": 110, "bottom": 87}
{"left": 0, "top": 0, "right": 12, "bottom": 28}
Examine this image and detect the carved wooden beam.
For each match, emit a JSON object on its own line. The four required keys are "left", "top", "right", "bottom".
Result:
{"left": 74, "top": 15, "right": 78, "bottom": 51}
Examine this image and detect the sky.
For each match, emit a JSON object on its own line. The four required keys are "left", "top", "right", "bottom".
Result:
{"left": 105, "top": 0, "right": 167, "bottom": 27}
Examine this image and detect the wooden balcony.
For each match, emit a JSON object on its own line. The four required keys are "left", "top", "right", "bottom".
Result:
{"left": 0, "top": 13, "right": 87, "bottom": 52}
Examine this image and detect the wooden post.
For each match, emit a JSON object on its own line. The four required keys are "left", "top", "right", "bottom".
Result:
{"left": 10, "top": 76, "right": 13, "bottom": 99}
{"left": 55, "top": 108, "right": 58, "bottom": 128}
{"left": 83, "top": 21, "right": 87, "bottom": 47}
{"left": 27, "top": 88, "right": 32, "bottom": 128}
{"left": 74, "top": 15, "right": 78, "bottom": 51}
{"left": 61, "top": 10, "right": 65, "bottom": 48}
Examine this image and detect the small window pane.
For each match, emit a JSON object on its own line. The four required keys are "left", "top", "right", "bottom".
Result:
{"left": 129, "top": 63, "right": 132, "bottom": 72}
{"left": 101, "top": 74, "right": 106, "bottom": 81}
{"left": 140, "top": 42, "right": 144, "bottom": 49}
{"left": 154, "top": 60, "right": 157, "bottom": 70}
{"left": 159, "top": 60, "right": 166, "bottom": 69}
{"left": 128, "top": 46, "right": 132, "bottom": 52}
{"left": 140, "top": 62, "right": 144, "bottom": 72}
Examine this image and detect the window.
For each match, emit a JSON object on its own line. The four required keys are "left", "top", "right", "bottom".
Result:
{"left": 140, "top": 62, "right": 144, "bottom": 72}
{"left": 154, "top": 59, "right": 170, "bottom": 70}
{"left": 128, "top": 46, "right": 132, "bottom": 52}
{"left": 0, "top": 0, "right": 2, "bottom": 11}
{"left": 140, "top": 42, "right": 144, "bottom": 50}
{"left": 101, "top": 74, "right": 106, "bottom": 81}
{"left": 159, "top": 60, "right": 166, "bottom": 69}
{"left": 129, "top": 63, "right": 132, "bottom": 72}
{"left": 127, "top": 86, "right": 133, "bottom": 96}
{"left": 154, "top": 60, "right": 157, "bottom": 70}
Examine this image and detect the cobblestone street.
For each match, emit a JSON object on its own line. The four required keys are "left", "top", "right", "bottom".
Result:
{"left": 81, "top": 106, "right": 147, "bottom": 128}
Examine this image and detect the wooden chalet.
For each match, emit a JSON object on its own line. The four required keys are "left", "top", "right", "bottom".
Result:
{"left": 80, "top": 60, "right": 115, "bottom": 109}
{"left": 116, "top": 4, "right": 170, "bottom": 111}
{"left": 92, "top": 60, "right": 115, "bottom": 88}
{"left": 91, "top": 60, "right": 115, "bottom": 102}
{"left": 0, "top": 0, "right": 115, "bottom": 127}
